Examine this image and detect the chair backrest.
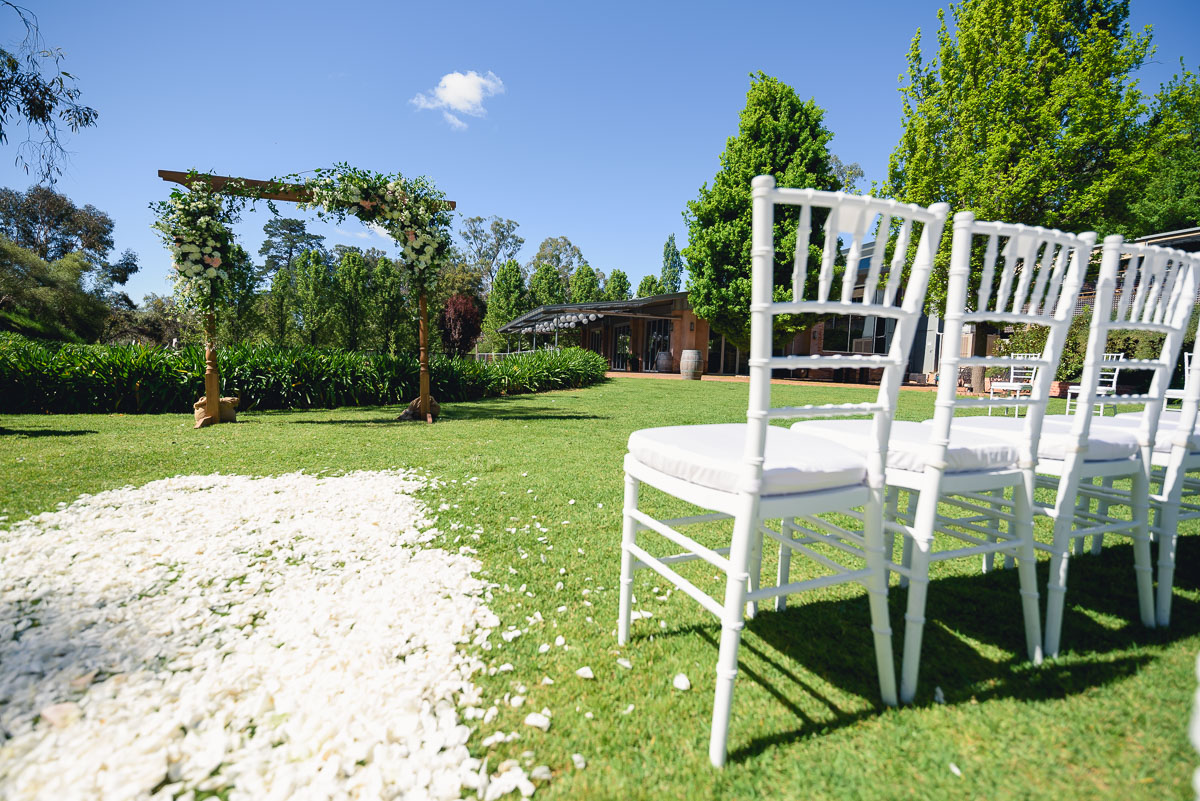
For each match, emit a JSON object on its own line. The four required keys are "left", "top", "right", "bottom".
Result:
{"left": 933, "top": 213, "right": 1094, "bottom": 467}
{"left": 1072, "top": 238, "right": 1200, "bottom": 463}
{"left": 743, "top": 175, "right": 949, "bottom": 489}
{"left": 1097, "top": 352, "right": 1125, "bottom": 392}
{"left": 1008, "top": 353, "right": 1039, "bottom": 384}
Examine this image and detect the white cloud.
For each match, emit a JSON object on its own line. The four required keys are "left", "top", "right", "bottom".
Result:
{"left": 411, "top": 70, "right": 504, "bottom": 129}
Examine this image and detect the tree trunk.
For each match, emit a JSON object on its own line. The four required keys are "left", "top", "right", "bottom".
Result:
{"left": 419, "top": 291, "right": 432, "bottom": 424}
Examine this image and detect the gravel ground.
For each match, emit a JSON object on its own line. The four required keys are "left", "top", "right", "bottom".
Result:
{"left": 0, "top": 471, "right": 502, "bottom": 801}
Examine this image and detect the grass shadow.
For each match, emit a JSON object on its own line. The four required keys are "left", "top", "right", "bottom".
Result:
{"left": 631, "top": 536, "right": 1195, "bottom": 765}
{"left": 0, "top": 427, "right": 98, "bottom": 438}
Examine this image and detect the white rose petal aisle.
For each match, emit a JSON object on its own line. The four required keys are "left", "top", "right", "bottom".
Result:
{"left": 0, "top": 471, "right": 501, "bottom": 800}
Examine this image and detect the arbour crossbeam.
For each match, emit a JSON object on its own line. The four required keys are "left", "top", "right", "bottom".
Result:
{"left": 159, "top": 168, "right": 456, "bottom": 425}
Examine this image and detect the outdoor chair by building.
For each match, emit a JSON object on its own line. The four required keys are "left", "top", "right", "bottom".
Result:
{"left": 616, "top": 177, "right": 948, "bottom": 766}
{"left": 988, "top": 352, "right": 1039, "bottom": 416}
{"left": 794, "top": 214, "right": 1093, "bottom": 702}
{"left": 1064, "top": 352, "right": 1125, "bottom": 416}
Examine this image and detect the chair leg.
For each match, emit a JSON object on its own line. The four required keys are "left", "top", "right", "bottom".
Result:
{"left": 884, "top": 487, "right": 900, "bottom": 586}
{"left": 1002, "top": 485, "right": 1016, "bottom": 569}
{"left": 1156, "top": 499, "right": 1181, "bottom": 627}
{"left": 982, "top": 488, "right": 1001, "bottom": 573}
{"left": 709, "top": 497, "right": 758, "bottom": 768}
{"left": 899, "top": 542, "right": 931, "bottom": 704}
{"left": 1013, "top": 477, "right": 1043, "bottom": 665}
{"left": 745, "top": 524, "right": 763, "bottom": 619}
{"left": 617, "top": 473, "right": 640, "bottom": 646}
{"left": 1090, "top": 476, "right": 1113, "bottom": 555}
{"left": 1072, "top": 482, "right": 1091, "bottom": 556}
{"left": 899, "top": 535, "right": 914, "bottom": 589}
{"left": 1130, "top": 468, "right": 1156, "bottom": 629}
{"left": 863, "top": 485, "right": 898, "bottom": 706}
{"left": 775, "top": 519, "right": 793, "bottom": 613}
{"left": 900, "top": 488, "right": 939, "bottom": 704}
{"left": 1043, "top": 512, "right": 1075, "bottom": 659}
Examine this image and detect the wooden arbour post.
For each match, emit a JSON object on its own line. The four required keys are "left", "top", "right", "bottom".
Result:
{"left": 159, "top": 170, "right": 455, "bottom": 425}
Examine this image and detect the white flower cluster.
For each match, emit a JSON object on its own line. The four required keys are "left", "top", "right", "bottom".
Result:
{"left": 304, "top": 170, "right": 450, "bottom": 285}
{"left": 156, "top": 187, "right": 232, "bottom": 285}
{"left": 0, "top": 470, "right": 500, "bottom": 801}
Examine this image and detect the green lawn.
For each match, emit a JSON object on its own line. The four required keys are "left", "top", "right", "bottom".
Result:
{"left": 1, "top": 377, "right": 1196, "bottom": 800}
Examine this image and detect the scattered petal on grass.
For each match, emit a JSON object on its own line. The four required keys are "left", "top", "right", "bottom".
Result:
{"left": 673, "top": 673, "right": 692, "bottom": 691}
{"left": 575, "top": 666, "right": 594, "bottom": 679}
{"left": 511, "top": 696, "right": 526, "bottom": 707}
{"left": 621, "top": 704, "right": 635, "bottom": 715}
{"left": 538, "top": 643, "right": 550, "bottom": 654}
{"left": 531, "top": 765, "right": 552, "bottom": 781}
{"left": 949, "top": 763, "right": 963, "bottom": 778}
{"left": 617, "top": 658, "right": 632, "bottom": 670}
{"left": 555, "top": 635, "right": 566, "bottom": 647}
{"left": 571, "top": 753, "right": 587, "bottom": 770}
{"left": 524, "top": 712, "right": 551, "bottom": 732}
{"left": 541, "top": 677, "right": 554, "bottom": 685}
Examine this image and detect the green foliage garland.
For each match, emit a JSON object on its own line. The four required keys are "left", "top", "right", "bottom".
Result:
{"left": 293, "top": 163, "right": 453, "bottom": 293}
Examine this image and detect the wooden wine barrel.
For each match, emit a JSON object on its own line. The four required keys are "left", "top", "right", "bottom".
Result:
{"left": 680, "top": 349, "right": 703, "bottom": 380}
{"left": 655, "top": 350, "right": 674, "bottom": 373}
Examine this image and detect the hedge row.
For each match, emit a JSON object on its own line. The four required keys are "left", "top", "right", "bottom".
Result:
{"left": 0, "top": 334, "right": 609, "bottom": 414}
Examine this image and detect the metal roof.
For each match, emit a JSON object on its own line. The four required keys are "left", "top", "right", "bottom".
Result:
{"left": 497, "top": 292, "right": 687, "bottom": 334}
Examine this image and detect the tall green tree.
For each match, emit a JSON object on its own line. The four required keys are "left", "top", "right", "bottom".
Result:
{"left": 683, "top": 72, "right": 839, "bottom": 350}
{"left": 460, "top": 215, "right": 524, "bottom": 291}
{"left": 604, "top": 269, "right": 631, "bottom": 301}
{"left": 293, "top": 249, "right": 330, "bottom": 346}
{"left": 215, "top": 244, "right": 262, "bottom": 344}
{"left": 636, "top": 274, "right": 664, "bottom": 298}
{"left": 528, "top": 236, "right": 586, "bottom": 292}
{"left": 1129, "top": 64, "right": 1200, "bottom": 235}
{"left": 482, "top": 259, "right": 528, "bottom": 351}
{"left": 263, "top": 264, "right": 294, "bottom": 346}
{"left": 886, "top": 0, "right": 1151, "bottom": 308}
{"left": 0, "top": 235, "right": 107, "bottom": 340}
{"left": 660, "top": 234, "right": 684, "bottom": 293}
{"left": 0, "top": 185, "right": 137, "bottom": 294}
{"left": 258, "top": 218, "right": 324, "bottom": 275}
{"left": 528, "top": 261, "right": 566, "bottom": 307}
{"left": 569, "top": 263, "right": 602, "bottom": 303}
{"left": 332, "top": 249, "right": 372, "bottom": 350}
{"left": 373, "top": 255, "right": 415, "bottom": 355}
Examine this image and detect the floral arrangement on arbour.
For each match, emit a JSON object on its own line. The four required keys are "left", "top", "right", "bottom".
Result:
{"left": 151, "top": 174, "right": 248, "bottom": 308}
{"left": 290, "top": 163, "right": 454, "bottom": 291}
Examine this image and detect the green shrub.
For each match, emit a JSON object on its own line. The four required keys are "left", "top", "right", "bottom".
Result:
{"left": 0, "top": 334, "right": 608, "bottom": 414}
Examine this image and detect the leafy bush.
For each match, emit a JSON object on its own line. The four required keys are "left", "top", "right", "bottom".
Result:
{"left": 0, "top": 333, "right": 608, "bottom": 414}
{"left": 993, "top": 303, "right": 1197, "bottom": 388}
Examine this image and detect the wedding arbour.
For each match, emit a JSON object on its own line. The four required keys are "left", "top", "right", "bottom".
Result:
{"left": 153, "top": 165, "right": 456, "bottom": 427}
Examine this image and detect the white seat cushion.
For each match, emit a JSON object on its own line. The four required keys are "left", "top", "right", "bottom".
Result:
{"left": 953, "top": 416, "right": 1138, "bottom": 461}
{"left": 627, "top": 424, "right": 865, "bottom": 496}
{"left": 1086, "top": 413, "right": 1200, "bottom": 454}
{"left": 792, "top": 419, "right": 1020, "bottom": 473}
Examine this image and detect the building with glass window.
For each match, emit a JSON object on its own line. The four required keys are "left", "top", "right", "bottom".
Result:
{"left": 498, "top": 241, "right": 944, "bottom": 381}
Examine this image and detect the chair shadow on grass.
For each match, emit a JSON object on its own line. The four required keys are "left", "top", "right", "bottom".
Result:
{"left": 634, "top": 535, "right": 1198, "bottom": 764}
{"left": 0, "top": 426, "right": 97, "bottom": 438}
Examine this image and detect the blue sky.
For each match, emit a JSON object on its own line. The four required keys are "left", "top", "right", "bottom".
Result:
{"left": 2, "top": 0, "right": 1196, "bottom": 304}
